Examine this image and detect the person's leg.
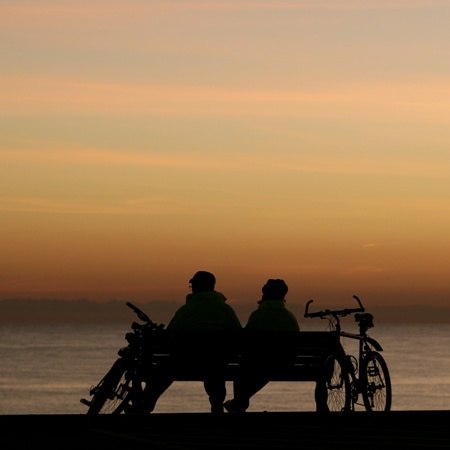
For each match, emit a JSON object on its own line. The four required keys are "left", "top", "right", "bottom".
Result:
{"left": 141, "top": 370, "right": 174, "bottom": 413}
{"left": 225, "top": 364, "right": 268, "bottom": 413}
{"left": 203, "top": 365, "right": 227, "bottom": 414}
{"left": 242, "top": 378, "right": 268, "bottom": 401}
{"left": 223, "top": 378, "right": 250, "bottom": 413}
{"left": 203, "top": 376, "right": 227, "bottom": 414}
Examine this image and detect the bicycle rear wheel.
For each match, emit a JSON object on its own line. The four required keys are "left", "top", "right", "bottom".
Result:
{"left": 86, "top": 359, "right": 132, "bottom": 414}
{"left": 361, "top": 351, "right": 392, "bottom": 412}
{"left": 316, "top": 353, "right": 351, "bottom": 412}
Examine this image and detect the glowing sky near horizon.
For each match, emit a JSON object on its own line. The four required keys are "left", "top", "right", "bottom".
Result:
{"left": 1, "top": 0, "right": 450, "bottom": 307}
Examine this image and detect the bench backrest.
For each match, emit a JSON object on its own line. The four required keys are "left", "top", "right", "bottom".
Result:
{"left": 145, "top": 330, "right": 342, "bottom": 381}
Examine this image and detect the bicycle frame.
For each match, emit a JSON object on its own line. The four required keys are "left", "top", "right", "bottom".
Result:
{"left": 80, "top": 302, "right": 165, "bottom": 414}
{"left": 305, "top": 295, "right": 392, "bottom": 412}
{"left": 340, "top": 316, "right": 383, "bottom": 409}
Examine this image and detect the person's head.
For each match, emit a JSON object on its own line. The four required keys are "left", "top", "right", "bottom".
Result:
{"left": 261, "top": 279, "right": 288, "bottom": 302}
{"left": 189, "top": 271, "right": 216, "bottom": 293}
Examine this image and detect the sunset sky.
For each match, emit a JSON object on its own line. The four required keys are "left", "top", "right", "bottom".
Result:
{"left": 1, "top": 1, "right": 449, "bottom": 309}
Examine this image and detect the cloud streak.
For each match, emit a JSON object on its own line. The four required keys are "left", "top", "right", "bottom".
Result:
{"left": 2, "top": 148, "right": 449, "bottom": 178}
{"left": 2, "top": 75, "right": 449, "bottom": 122}
{"left": 2, "top": 0, "right": 446, "bottom": 20}
{"left": 0, "top": 195, "right": 192, "bottom": 216}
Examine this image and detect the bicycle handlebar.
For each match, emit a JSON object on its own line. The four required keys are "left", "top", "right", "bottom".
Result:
{"left": 304, "top": 295, "right": 365, "bottom": 319}
{"left": 126, "top": 301, "right": 153, "bottom": 324}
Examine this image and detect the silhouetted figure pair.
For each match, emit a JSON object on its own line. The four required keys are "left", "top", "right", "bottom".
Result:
{"left": 141, "top": 272, "right": 299, "bottom": 414}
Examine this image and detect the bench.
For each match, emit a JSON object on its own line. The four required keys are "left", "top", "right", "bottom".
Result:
{"left": 145, "top": 330, "right": 343, "bottom": 383}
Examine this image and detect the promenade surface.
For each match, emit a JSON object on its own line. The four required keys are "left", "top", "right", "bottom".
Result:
{"left": 2, "top": 410, "right": 449, "bottom": 450}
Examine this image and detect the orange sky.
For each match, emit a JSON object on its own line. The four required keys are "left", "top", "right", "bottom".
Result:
{"left": 1, "top": 1, "right": 450, "bottom": 309}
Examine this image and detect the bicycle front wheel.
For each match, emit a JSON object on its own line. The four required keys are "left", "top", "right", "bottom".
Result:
{"left": 316, "top": 353, "right": 351, "bottom": 412}
{"left": 87, "top": 359, "right": 132, "bottom": 414}
{"left": 361, "top": 352, "right": 392, "bottom": 412}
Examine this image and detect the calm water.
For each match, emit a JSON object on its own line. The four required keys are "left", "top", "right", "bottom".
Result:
{"left": 1, "top": 322, "right": 449, "bottom": 414}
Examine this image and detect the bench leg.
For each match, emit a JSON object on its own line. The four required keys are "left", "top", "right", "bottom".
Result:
{"left": 315, "top": 381, "right": 329, "bottom": 413}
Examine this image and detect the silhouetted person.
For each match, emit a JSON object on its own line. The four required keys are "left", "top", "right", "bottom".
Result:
{"left": 224, "top": 278, "right": 300, "bottom": 413}
{"left": 142, "top": 270, "right": 241, "bottom": 414}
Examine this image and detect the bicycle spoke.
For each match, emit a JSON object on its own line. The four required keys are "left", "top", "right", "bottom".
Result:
{"left": 323, "top": 355, "right": 351, "bottom": 412}
{"left": 362, "top": 352, "right": 392, "bottom": 412}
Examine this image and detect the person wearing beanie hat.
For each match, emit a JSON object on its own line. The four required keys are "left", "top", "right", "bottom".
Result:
{"left": 224, "top": 278, "right": 299, "bottom": 413}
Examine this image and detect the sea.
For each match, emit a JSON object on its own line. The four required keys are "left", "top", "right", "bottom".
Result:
{"left": 1, "top": 321, "right": 449, "bottom": 414}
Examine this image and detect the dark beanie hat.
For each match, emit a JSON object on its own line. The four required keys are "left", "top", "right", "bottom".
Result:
{"left": 189, "top": 271, "right": 216, "bottom": 289}
{"left": 261, "top": 279, "right": 288, "bottom": 300}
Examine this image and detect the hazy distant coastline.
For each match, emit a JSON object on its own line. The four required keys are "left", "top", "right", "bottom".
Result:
{"left": 1, "top": 299, "right": 449, "bottom": 324}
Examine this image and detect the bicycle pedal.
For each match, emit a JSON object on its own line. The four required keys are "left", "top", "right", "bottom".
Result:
{"left": 367, "top": 367, "right": 379, "bottom": 376}
{"left": 80, "top": 398, "right": 92, "bottom": 407}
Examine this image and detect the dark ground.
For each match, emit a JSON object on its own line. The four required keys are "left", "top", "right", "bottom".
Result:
{"left": 2, "top": 410, "right": 449, "bottom": 450}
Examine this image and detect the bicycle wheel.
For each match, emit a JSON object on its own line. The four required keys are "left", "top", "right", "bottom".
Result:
{"left": 361, "top": 352, "right": 392, "bottom": 412}
{"left": 316, "top": 353, "right": 351, "bottom": 412}
{"left": 87, "top": 359, "right": 132, "bottom": 414}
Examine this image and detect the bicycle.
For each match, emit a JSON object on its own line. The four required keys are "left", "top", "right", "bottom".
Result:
{"left": 80, "top": 301, "right": 166, "bottom": 414}
{"left": 304, "top": 295, "right": 392, "bottom": 412}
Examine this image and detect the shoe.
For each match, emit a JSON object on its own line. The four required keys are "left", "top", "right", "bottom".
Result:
{"left": 124, "top": 402, "right": 148, "bottom": 414}
{"left": 316, "top": 403, "right": 330, "bottom": 413}
{"left": 211, "top": 404, "right": 224, "bottom": 414}
{"left": 223, "top": 400, "right": 246, "bottom": 414}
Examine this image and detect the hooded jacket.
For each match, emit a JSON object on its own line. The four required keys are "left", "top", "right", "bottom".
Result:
{"left": 167, "top": 291, "right": 242, "bottom": 332}
{"left": 245, "top": 299, "right": 300, "bottom": 331}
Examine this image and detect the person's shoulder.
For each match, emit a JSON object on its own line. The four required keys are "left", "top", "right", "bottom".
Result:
{"left": 286, "top": 310, "right": 300, "bottom": 330}
{"left": 211, "top": 291, "right": 227, "bottom": 302}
